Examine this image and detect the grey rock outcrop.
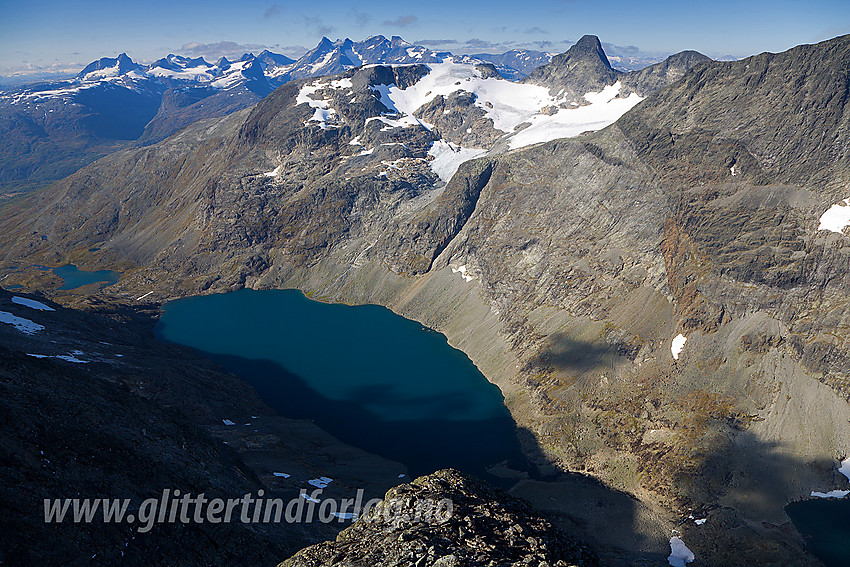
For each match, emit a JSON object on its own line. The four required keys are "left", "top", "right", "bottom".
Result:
{"left": 279, "top": 469, "right": 597, "bottom": 567}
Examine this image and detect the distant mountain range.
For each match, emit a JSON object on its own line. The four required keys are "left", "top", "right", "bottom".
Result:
{"left": 0, "top": 35, "right": 565, "bottom": 195}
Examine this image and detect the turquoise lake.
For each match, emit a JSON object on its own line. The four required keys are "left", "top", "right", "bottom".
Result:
{"left": 155, "top": 288, "right": 528, "bottom": 477}
{"left": 53, "top": 264, "right": 120, "bottom": 290}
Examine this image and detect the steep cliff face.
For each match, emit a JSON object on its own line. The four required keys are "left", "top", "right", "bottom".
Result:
{"left": 3, "top": 35, "right": 850, "bottom": 566}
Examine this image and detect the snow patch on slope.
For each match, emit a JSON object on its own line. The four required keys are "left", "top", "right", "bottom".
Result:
{"left": 428, "top": 140, "right": 487, "bottom": 183}
{"left": 671, "top": 334, "right": 687, "bottom": 360}
{"left": 450, "top": 264, "right": 475, "bottom": 282}
{"left": 811, "top": 490, "right": 850, "bottom": 498}
{"left": 668, "top": 536, "right": 695, "bottom": 567}
{"left": 0, "top": 311, "right": 44, "bottom": 334}
{"left": 27, "top": 353, "right": 88, "bottom": 363}
{"left": 839, "top": 456, "right": 850, "bottom": 482}
{"left": 12, "top": 296, "right": 54, "bottom": 311}
{"left": 818, "top": 198, "right": 850, "bottom": 234}
{"left": 296, "top": 82, "right": 338, "bottom": 129}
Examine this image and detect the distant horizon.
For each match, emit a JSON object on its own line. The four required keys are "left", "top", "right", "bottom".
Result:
{"left": 0, "top": 35, "right": 710, "bottom": 87}
{"left": 1, "top": 0, "right": 847, "bottom": 82}
{"left": 0, "top": 34, "right": 665, "bottom": 86}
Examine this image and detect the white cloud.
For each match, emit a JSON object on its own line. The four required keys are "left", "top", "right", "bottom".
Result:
{"left": 179, "top": 41, "right": 276, "bottom": 60}
{"left": 383, "top": 15, "right": 418, "bottom": 28}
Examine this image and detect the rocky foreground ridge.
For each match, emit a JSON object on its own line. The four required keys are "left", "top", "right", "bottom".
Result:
{"left": 2, "top": 34, "right": 850, "bottom": 565}
{"left": 280, "top": 469, "right": 597, "bottom": 567}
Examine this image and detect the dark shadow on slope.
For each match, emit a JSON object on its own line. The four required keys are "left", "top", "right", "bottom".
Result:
{"left": 194, "top": 351, "right": 663, "bottom": 565}
{"left": 509, "top": 425, "right": 667, "bottom": 566}
{"left": 528, "top": 332, "right": 617, "bottom": 373}
{"left": 186, "top": 332, "right": 663, "bottom": 563}
{"left": 73, "top": 85, "right": 161, "bottom": 140}
{"left": 665, "top": 425, "right": 843, "bottom": 566}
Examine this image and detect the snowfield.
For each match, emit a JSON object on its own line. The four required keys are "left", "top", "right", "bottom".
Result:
{"left": 292, "top": 59, "right": 643, "bottom": 184}
{"left": 376, "top": 61, "right": 642, "bottom": 151}
{"left": 373, "top": 61, "right": 641, "bottom": 181}
{"left": 507, "top": 82, "right": 643, "bottom": 149}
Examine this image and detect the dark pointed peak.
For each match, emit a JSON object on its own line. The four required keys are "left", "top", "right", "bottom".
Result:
{"left": 574, "top": 35, "right": 603, "bottom": 49}
{"left": 390, "top": 36, "right": 410, "bottom": 47}
{"left": 565, "top": 35, "right": 612, "bottom": 70}
{"left": 239, "top": 53, "right": 254, "bottom": 62}
{"left": 216, "top": 56, "right": 231, "bottom": 68}
{"left": 521, "top": 34, "right": 620, "bottom": 95}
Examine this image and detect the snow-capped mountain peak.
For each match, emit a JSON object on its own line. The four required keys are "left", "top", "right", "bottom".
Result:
{"left": 77, "top": 53, "right": 143, "bottom": 81}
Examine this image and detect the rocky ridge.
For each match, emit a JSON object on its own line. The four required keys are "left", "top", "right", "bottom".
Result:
{"left": 279, "top": 469, "right": 597, "bottom": 567}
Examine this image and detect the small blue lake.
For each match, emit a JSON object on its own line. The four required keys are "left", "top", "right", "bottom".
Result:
{"left": 53, "top": 264, "right": 120, "bottom": 290}
{"left": 154, "top": 288, "right": 528, "bottom": 477}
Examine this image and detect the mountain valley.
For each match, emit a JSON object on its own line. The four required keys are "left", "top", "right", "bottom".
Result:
{"left": 2, "top": 31, "right": 850, "bottom": 566}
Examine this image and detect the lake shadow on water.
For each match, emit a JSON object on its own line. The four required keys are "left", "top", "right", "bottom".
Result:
{"left": 202, "top": 352, "right": 530, "bottom": 480}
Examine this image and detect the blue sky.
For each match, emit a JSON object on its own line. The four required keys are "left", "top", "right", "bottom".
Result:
{"left": 1, "top": 0, "right": 848, "bottom": 77}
